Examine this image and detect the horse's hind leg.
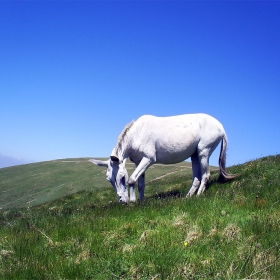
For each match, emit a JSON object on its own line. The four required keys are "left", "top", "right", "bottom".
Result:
{"left": 197, "top": 153, "right": 210, "bottom": 196}
{"left": 186, "top": 152, "right": 201, "bottom": 197}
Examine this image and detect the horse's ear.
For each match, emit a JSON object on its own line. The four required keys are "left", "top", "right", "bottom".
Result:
{"left": 110, "top": 155, "right": 119, "bottom": 163}
{"left": 89, "top": 159, "right": 108, "bottom": 167}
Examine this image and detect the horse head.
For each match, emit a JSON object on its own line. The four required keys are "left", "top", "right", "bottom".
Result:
{"left": 89, "top": 157, "right": 129, "bottom": 203}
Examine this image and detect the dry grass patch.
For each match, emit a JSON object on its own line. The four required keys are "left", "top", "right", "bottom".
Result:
{"left": 223, "top": 223, "right": 242, "bottom": 242}
{"left": 184, "top": 224, "right": 202, "bottom": 244}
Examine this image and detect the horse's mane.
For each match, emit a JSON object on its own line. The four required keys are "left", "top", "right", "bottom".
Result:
{"left": 115, "top": 120, "right": 135, "bottom": 152}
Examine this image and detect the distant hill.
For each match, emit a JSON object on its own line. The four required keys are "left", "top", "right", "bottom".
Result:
{"left": 0, "top": 154, "right": 34, "bottom": 168}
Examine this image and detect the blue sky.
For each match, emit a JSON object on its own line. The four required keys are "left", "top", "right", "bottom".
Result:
{"left": 0, "top": 1, "right": 279, "bottom": 167}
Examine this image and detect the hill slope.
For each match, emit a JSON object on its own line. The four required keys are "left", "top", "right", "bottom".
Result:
{"left": 0, "top": 158, "right": 200, "bottom": 209}
{"left": 0, "top": 155, "right": 279, "bottom": 279}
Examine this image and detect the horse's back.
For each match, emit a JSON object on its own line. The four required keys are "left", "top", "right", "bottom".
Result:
{"left": 130, "top": 114, "right": 225, "bottom": 164}
{"left": 135, "top": 113, "right": 223, "bottom": 133}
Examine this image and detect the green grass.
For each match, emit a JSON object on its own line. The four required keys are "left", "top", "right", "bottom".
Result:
{"left": 0, "top": 155, "right": 279, "bottom": 279}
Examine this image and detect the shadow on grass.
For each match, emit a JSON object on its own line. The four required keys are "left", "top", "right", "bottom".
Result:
{"left": 147, "top": 173, "right": 230, "bottom": 201}
{"left": 150, "top": 189, "right": 183, "bottom": 199}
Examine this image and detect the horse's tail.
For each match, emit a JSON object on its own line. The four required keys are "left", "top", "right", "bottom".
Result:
{"left": 219, "top": 133, "right": 240, "bottom": 180}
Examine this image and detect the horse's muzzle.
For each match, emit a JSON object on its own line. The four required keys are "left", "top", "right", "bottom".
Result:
{"left": 118, "top": 196, "right": 129, "bottom": 204}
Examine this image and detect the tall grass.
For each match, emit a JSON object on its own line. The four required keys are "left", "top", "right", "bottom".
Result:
{"left": 0, "top": 155, "right": 279, "bottom": 279}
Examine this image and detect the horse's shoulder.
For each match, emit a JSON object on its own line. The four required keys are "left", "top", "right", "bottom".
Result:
{"left": 135, "top": 114, "right": 156, "bottom": 125}
{"left": 137, "top": 114, "right": 155, "bottom": 120}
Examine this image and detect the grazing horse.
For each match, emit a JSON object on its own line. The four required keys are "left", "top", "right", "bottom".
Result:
{"left": 90, "top": 114, "right": 238, "bottom": 203}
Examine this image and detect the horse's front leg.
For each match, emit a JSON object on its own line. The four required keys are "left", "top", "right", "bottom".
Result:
{"left": 130, "top": 168, "right": 146, "bottom": 202}
{"left": 129, "top": 185, "right": 136, "bottom": 202}
{"left": 128, "top": 157, "right": 152, "bottom": 200}
{"left": 129, "top": 174, "right": 145, "bottom": 201}
{"left": 138, "top": 172, "right": 145, "bottom": 200}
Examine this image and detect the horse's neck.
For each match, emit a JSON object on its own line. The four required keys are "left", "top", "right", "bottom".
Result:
{"left": 112, "top": 121, "right": 135, "bottom": 162}
{"left": 112, "top": 138, "right": 130, "bottom": 162}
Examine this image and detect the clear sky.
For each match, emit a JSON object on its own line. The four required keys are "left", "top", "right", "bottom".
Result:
{"left": 1, "top": 1, "right": 279, "bottom": 167}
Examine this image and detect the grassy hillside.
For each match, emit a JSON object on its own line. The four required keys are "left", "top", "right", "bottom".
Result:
{"left": 0, "top": 158, "right": 197, "bottom": 209}
{"left": 0, "top": 155, "right": 279, "bottom": 279}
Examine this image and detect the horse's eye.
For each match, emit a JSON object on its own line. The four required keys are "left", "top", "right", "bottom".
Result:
{"left": 121, "top": 176, "right": 126, "bottom": 186}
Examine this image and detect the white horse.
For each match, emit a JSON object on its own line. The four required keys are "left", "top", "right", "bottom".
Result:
{"left": 90, "top": 113, "right": 238, "bottom": 203}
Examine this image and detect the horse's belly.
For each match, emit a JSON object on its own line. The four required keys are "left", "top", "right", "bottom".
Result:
{"left": 155, "top": 140, "right": 197, "bottom": 164}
